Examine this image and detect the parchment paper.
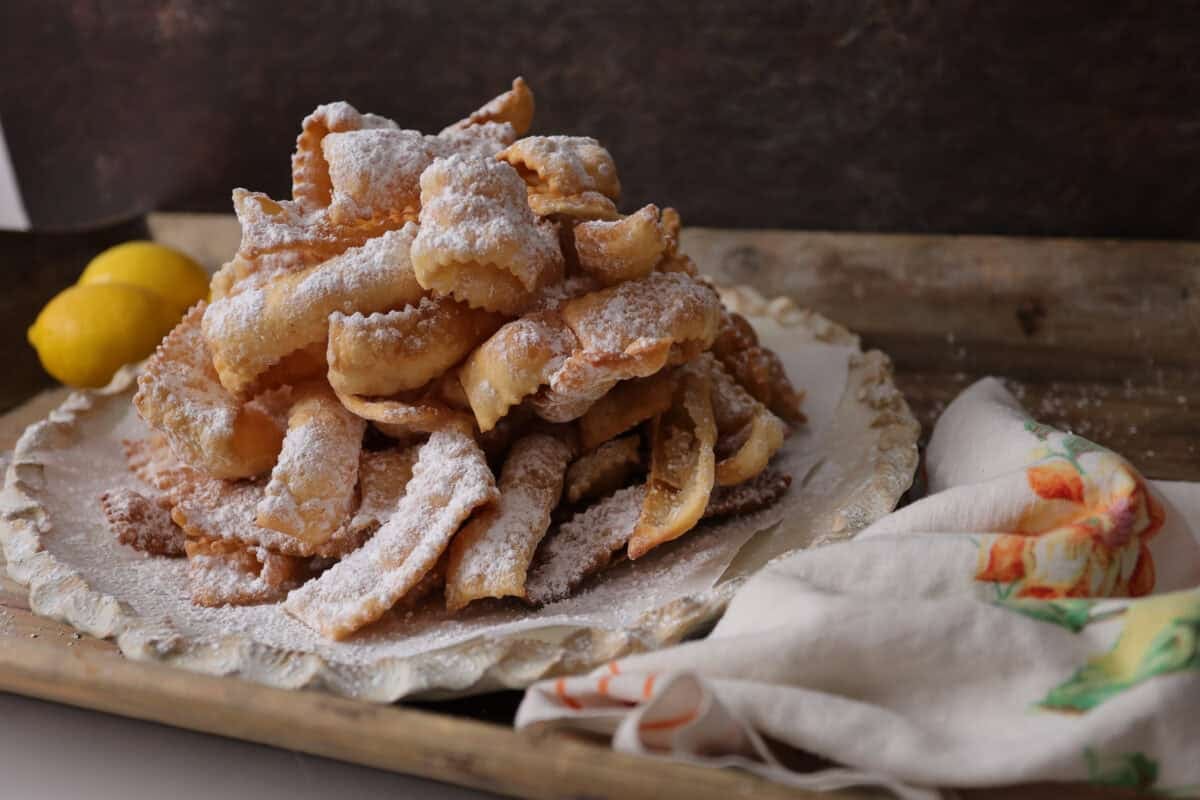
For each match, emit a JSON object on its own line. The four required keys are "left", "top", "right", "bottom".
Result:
{"left": 1, "top": 308, "right": 920, "bottom": 700}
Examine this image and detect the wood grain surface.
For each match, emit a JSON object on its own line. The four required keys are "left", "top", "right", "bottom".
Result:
{"left": 0, "top": 215, "right": 1188, "bottom": 798}
{"left": 4, "top": 2, "right": 1200, "bottom": 237}
{"left": 685, "top": 229, "right": 1200, "bottom": 481}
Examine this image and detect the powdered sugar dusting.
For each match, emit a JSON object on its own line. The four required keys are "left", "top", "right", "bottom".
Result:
{"left": 134, "top": 305, "right": 241, "bottom": 466}
{"left": 411, "top": 154, "right": 562, "bottom": 292}
{"left": 565, "top": 271, "right": 719, "bottom": 354}
{"left": 331, "top": 295, "right": 469, "bottom": 354}
{"left": 704, "top": 469, "right": 792, "bottom": 519}
{"left": 498, "top": 135, "right": 619, "bottom": 198}
{"left": 284, "top": 430, "right": 499, "bottom": 638}
{"left": 292, "top": 101, "right": 398, "bottom": 209}
{"left": 258, "top": 391, "right": 365, "bottom": 543}
{"left": 530, "top": 273, "right": 602, "bottom": 312}
{"left": 350, "top": 446, "right": 417, "bottom": 536}
{"left": 321, "top": 124, "right": 520, "bottom": 225}
{"left": 324, "top": 128, "right": 433, "bottom": 221}
{"left": 98, "top": 488, "right": 185, "bottom": 557}
{"left": 233, "top": 191, "right": 330, "bottom": 258}
{"left": 526, "top": 484, "right": 647, "bottom": 605}
{"left": 131, "top": 434, "right": 370, "bottom": 561}
{"left": 446, "top": 434, "right": 572, "bottom": 607}
{"left": 459, "top": 312, "right": 578, "bottom": 430}
{"left": 564, "top": 433, "right": 642, "bottom": 504}
{"left": 530, "top": 377, "right": 616, "bottom": 423}
{"left": 202, "top": 224, "right": 422, "bottom": 391}
{"left": 172, "top": 477, "right": 293, "bottom": 552}
{"left": 186, "top": 550, "right": 291, "bottom": 607}
{"left": 435, "top": 122, "right": 516, "bottom": 158}
{"left": 706, "top": 353, "right": 760, "bottom": 430}
{"left": 12, "top": 329, "right": 854, "bottom": 675}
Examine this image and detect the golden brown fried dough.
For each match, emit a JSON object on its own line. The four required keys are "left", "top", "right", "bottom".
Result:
{"left": 628, "top": 367, "right": 717, "bottom": 559}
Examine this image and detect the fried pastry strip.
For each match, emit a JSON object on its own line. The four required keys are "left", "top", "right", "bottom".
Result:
{"left": 498, "top": 135, "right": 621, "bottom": 220}
{"left": 320, "top": 124, "right": 521, "bottom": 229}
{"left": 573, "top": 204, "right": 668, "bottom": 286}
{"left": 474, "top": 412, "right": 530, "bottom": 471}
{"left": 627, "top": 368, "right": 717, "bottom": 559}
{"left": 235, "top": 189, "right": 402, "bottom": 265}
{"left": 716, "top": 405, "right": 786, "bottom": 487}
{"left": 654, "top": 206, "right": 699, "bottom": 275}
{"left": 395, "top": 554, "right": 449, "bottom": 611}
{"left": 323, "top": 128, "right": 434, "bottom": 225}
{"left": 528, "top": 273, "right": 604, "bottom": 312}
{"left": 660, "top": 206, "right": 682, "bottom": 253}
{"left": 442, "top": 77, "right": 535, "bottom": 137}
{"left": 292, "top": 100, "right": 398, "bottom": 209}
{"left": 703, "top": 469, "right": 792, "bottom": 519}
{"left": 704, "top": 354, "right": 787, "bottom": 487}
{"left": 134, "top": 304, "right": 284, "bottom": 479}
{"left": 712, "top": 309, "right": 806, "bottom": 424}
{"left": 284, "top": 430, "right": 499, "bottom": 639}
{"left": 123, "top": 434, "right": 204, "bottom": 503}
{"left": 99, "top": 488, "right": 186, "bottom": 557}
{"left": 202, "top": 224, "right": 424, "bottom": 395}
{"left": 411, "top": 155, "right": 563, "bottom": 314}
{"left": 526, "top": 384, "right": 608, "bottom": 424}
{"left": 578, "top": 370, "right": 677, "bottom": 450}
{"left": 247, "top": 340, "right": 328, "bottom": 395}
{"left": 547, "top": 272, "right": 722, "bottom": 409}
{"left": 169, "top": 477, "right": 315, "bottom": 558}
{"left": 334, "top": 386, "right": 475, "bottom": 438}
{"left": 348, "top": 446, "right": 419, "bottom": 539}
{"left": 564, "top": 433, "right": 642, "bottom": 504}
{"left": 216, "top": 190, "right": 406, "bottom": 298}
{"left": 434, "top": 369, "right": 472, "bottom": 411}
{"left": 327, "top": 296, "right": 505, "bottom": 397}
{"left": 444, "top": 433, "right": 573, "bottom": 610}
{"left": 435, "top": 123, "right": 517, "bottom": 158}
{"left": 256, "top": 385, "right": 367, "bottom": 546}
{"left": 185, "top": 537, "right": 306, "bottom": 607}
{"left": 458, "top": 312, "right": 578, "bottom": 431}
{"left": 524, "top": 484, "right": 646, "bottom": 605}
{"left": 560, "top": 272, "right": 721, "bottom": 368}
{"left": 126, "top": 435, "right": 365, "bottom": 559}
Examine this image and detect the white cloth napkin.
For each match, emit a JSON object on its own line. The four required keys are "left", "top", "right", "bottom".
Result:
{"left": 515, "top": 378, "right": 1200, "bottom": 799}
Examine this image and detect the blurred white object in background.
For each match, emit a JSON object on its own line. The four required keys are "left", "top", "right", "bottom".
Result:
{"left": 0, "top": 117, "right": 30, "bottom": 231}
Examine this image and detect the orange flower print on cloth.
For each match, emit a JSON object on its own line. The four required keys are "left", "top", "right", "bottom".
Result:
{"left": 1027, "top": 460, "right": 1085, "bottom": 504}
{"left": 975, "top": 423, "right": 1165, "bottom": 600}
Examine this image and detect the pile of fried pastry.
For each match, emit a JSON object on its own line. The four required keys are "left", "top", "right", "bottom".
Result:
{"left": 101, "top": 78, "right": 805, "bottom": 640}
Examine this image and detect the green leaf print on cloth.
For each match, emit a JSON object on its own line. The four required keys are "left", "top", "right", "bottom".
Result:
{"left": 1024, "top": 419, "right": 1056, "bottom": 441}
{"left": 996, "top": 597, "right": 1105, "bottom": 633}
{"left": 1022, "top": 419, "right": 1106, "bottom": 474}
{"left": 1083, "top": 748, "right": 1159, "bottom": 791}
{"left": 1042, "top": 590, "right": 1200, "bottom": 712}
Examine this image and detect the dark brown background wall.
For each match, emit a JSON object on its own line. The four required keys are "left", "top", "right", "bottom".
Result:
{"left": 3, "top": 0, "right": 1200, "bottom": 236}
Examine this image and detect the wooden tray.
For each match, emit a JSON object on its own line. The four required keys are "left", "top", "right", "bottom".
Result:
{"left": 5, "top": 215, "right": 1190, "bottom": 800}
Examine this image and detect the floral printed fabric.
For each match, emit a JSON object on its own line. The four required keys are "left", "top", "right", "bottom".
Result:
{"left": 516, "top": 378, "right": 1200, "bottom": 798}
{"left": 974, "top": 428, "right": 1163, "bottom": 599}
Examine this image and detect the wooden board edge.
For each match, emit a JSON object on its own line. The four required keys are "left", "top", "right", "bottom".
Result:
{"left": 0, "top": 636, "right": 875, "bottom": 800}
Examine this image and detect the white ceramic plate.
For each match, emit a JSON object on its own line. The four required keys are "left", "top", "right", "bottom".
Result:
{"left": 0, "top": 288, "right": 919, "bottom": 701}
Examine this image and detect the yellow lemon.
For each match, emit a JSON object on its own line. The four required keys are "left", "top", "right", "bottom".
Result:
{"left": 27, "top": 284, "right": 179, "bottom": 388}
{"left": 78, "top": 241, "right": 209, "bottom": 315}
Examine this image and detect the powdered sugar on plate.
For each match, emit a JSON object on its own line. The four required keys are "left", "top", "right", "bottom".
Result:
{"left": 0, "top": 322, "right": 910, "bottom": 700}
